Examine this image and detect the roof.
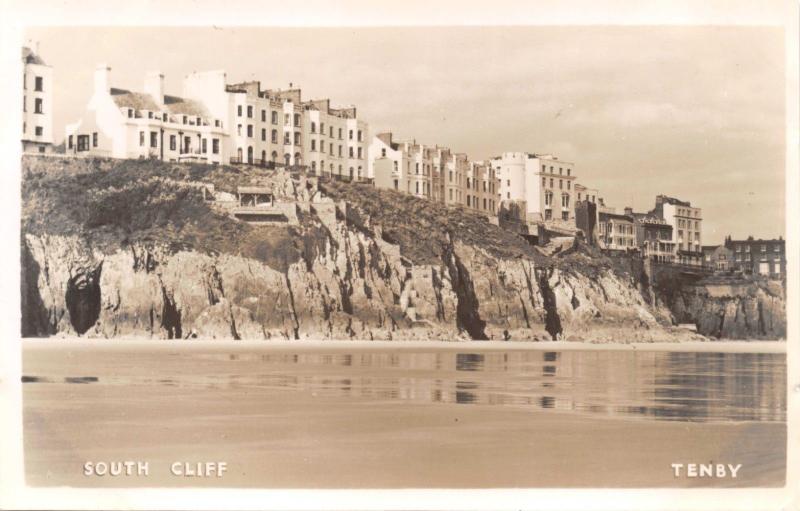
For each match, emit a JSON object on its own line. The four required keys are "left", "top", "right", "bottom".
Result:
{"left": 110, "top": 88, "right": 160, "bottom": 111}
{"left": 657, "top": 195, "right": 692, "bottom": 207}
{"left": 22, "top": 47, "right": 46, "bottom": 65}
{"left": 599, "top": 212, "right": 634, "bottom": 223}
{"left": 164, "top": 95, "right": 210, "bottom": 117}
{"left": 238, "top": 186, "right": 273, "bottom": 194}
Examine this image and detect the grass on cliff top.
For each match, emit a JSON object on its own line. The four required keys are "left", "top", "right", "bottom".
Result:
{"left": 318, "top": 179, "right": 549, "bottom": 266}
{"left": 21, "top": 156, "right": 307, "bottom": 273}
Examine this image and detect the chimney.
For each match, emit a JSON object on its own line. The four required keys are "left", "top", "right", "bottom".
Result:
{"left": 624, "top": 207, "right": 633, "bottom": 216}
{"left": 144, "top": 71, "right": 165, "bottom": 106}
{"left": 94, "top": 64, "right": 111, "bottom": 94}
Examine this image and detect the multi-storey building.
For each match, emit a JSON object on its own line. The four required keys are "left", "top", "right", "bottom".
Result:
{"left": 465, "top": 161, "right": 498, "bottom": 215}
{"left": 574, "top": 183, "right": 600, "bottom": 204}
{"left": 490, "top": 152, "right": 577, "bottom": 224}
{"left": 724, "top": 236, "right": 786, "bottom": 278}
{"left": 65, "top": 66, "right": 227, "bottom": 163}
{"left": 650, "top": 195, "right": 703, "bottom": 266}
{"left": 369, "top": 133, "right": 435, "bottom": 199}
{"left": 597, "top": 212, "right": 637, "bottom": 251}
{"left": 22, "top": 45, "right": 54, "bottom": 153}
{"left": 303, "top": 99, "right": 368, "bottom": 179}
{"left": 629, "top": 210, "right": 675, "bottom": 263}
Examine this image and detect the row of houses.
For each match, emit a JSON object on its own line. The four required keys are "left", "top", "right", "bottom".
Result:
{"left": 20, "top": 45, "right": 786, "bottom": 279}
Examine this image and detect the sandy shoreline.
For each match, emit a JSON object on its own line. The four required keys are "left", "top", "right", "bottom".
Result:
{"left": 21, "top": 337, "right": 787, "bottom": 353}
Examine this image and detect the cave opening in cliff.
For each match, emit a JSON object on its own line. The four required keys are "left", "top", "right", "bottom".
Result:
{"left": 161, "top": 288, "right": 183, "bottom": 339}
{"left": 65, "top": 266, "right": 102, "bottom": 335}
{"left": 537, "top": 269, "right": 563, "bottom": 341}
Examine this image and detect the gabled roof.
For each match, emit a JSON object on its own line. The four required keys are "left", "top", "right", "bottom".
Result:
{"left": 22, "top": 47, "right": 46, "bottom": 65}
{"left": 110, "top": 88, "right": 160, "bottom": 111}
{"left": 164, "top": 95, "right": 210, "bottom": 117}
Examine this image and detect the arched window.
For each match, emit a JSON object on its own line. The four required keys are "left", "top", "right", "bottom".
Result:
{"left": 349, "top": 167, "right": 354, "bottom": 179}
{"left": 237, "top": 147, "right": 243, "bottom": 162}
{"left": 261, "top": 150, "right": 266, "bottom": 163}
{"left": 284, "top": 153, "right": 291, "bottom": 166}
{"left": 311, "top": 161, "right": 316, "bottom": 172}
{"left": 247, "top": 146, "right": 253, "bottom": 164}
{"left": 271, "top": 151, "right": 278, "bottom": 162}
{"left": 294, "top": 152, "right": 301, "bottom": 165}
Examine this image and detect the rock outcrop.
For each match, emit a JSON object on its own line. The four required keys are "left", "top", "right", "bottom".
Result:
{"left": 668, "top": 279, "right": 786, "bottom": 340}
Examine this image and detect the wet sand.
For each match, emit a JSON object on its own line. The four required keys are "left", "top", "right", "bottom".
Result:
{"left": 22, "top": 340, "right": 786, "bottom": 488}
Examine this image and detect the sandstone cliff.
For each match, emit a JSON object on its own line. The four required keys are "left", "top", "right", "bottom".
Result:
{"left": 20, "top": 156, "right": 783, "bottom": 341}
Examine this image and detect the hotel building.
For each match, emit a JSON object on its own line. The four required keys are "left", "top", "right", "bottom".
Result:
{"left": 724, "top": 236, "right": 785, "bottom": 278}
{"left": 649, "top": 195, "right": 703, "bottom": 266}
{"left": 490, "top": 152, "right": 577, "bottom": 224}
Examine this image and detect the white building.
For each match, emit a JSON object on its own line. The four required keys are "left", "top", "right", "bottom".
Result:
{"left": 22, "top": 45, "right": 54, "bottom": 153}
{"left": 369, "top": 133, "right": 434, "bottom": 199}
{"left": 490, "top": 152, "right": 577, "bottom": 224}
{"left": 66, "top": 66, "right": 227, "bottom": 164}
{"left": 303, "top": 99, "right": 368, "bottom": 179}
{"left": 650, "top": 195, "right": 703, "bottom": 266}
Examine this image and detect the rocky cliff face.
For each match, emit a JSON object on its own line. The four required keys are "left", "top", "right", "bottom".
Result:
{"left": 668, "top": 279, "right": 786, "bottom": 340}
{"left": 20, "top": 156, "right": 784, "bottom": 341}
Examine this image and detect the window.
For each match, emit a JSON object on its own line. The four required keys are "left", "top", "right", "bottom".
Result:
{"left": 68, "top": 135, "right": 73, "bottom": 149}
{"left": 567, "top": 169, "right": 571, "bottom": 176}
{"left": 338, "top": 128, "right": 343, "bottom": 139}
{"left": 150, "top": 131, "right": 158, "bottom": 148}
{"left": 320, "top": 141, "right": 325, "bottom": 152}
{"left": 761, "top": 244, "right": 767, "bottom": 252}
{"left": 92, "top": 132, "right": 98, "bottom": 147}
{"left": 567, "top": 181, "right": 571, "bottom": 190}
{"left": 261, "top": 110, "right": 266, "bottom": 122}
{"left": 285, "top": 114, "right": 290, "bottom": 126}
{"left": 247, "top": 105, "right": 253, "bottom": 118}
{"left": 311, "top": 140, "right": 316, "bottom": 151}
{"left": 35, "top": 76, "right": 43, "bottom": 91}
{"left": 294, "top": 114, "right": 300, "bottom": 126}
{"left": 330, "top": 126, "right": 334, "bottom": 137}
{"left": 196, "top": 117, "right": 201, "bottom": 125}
{"left": 271, "top": 111, "right": 278, "bottom": 124}
{"left": 247, "top": 125, "right": 253, "bottom": 138}
{"left": 357, "top": 147, "right": 362, "bottom": 159}
{"left": 559, "top": 167, "right": 563, "bottom": 175}
{"left": 237, "top": 105, "right": 243, "bottom": 117}
{"left": 284, "top": 133, "right": 290, "bottom": 145}
{"left": 338, "top": 145, "right": 342, "bottom": 157}
{"left": 349, "top": 130, "right": 354, "bottom": 140}
{"left": 271, "top": 129, "right": 278, "bottom": 143}
{"left": 349, "top": 147, "right": 354, "bottom": 158}
{"left": 34, "top": 98, "right": 43, "bottom": 114}
{"left": 212, "top": 138, "right": 219, "bottom": 154}
{"left": 237, "top": 125, "right": 242, "bottom": 136}
{"left": 311, "top": 122, "right": 316, "bottom": 133}
{"left": 294, "top": 132, "right": 301, "bottom": 145}
{"left": 559, "top": 180, "right": 563, "bottom": 189}
{"left": 128, "top": 109, "right": 133, "bottom": 118}
{"left": 182, "top": 115, "right": 188, "bottom": 124}
{"left": 139, "top": 131, "right": 145, "bottom": 147}
{"left": 261, "top": 128, "right": 266, "bottom": 141}
{"left": 542, "top": 177, "right": 546, "bottom": 186}
{"left": 163, "top": 113, "right": 168, "bottom": 121}
{"left": 550, "top": 178, "right": 554, "bottom": 187}
{"left": 320, "top": 122, "right": 325, "bottom": 134}
{"left": 202, "top": 138, "right": 207, "bottom": 153}
{"left": 381, "top": 148, "right": 387, "bottom": 157}
{"left": 774, "top": 244, "right": 781, "bottom": 252}
{"left": 77, "top": 135, "right": 90, "bottom": 152}
{"left": 35, "top": 126, "right": 43, "bottom": 136}
{"left": 357, "top": 130, "right": 362, "bottom": 142}
{"left": 170, "top": 135, "right": 176, "bottom": 151}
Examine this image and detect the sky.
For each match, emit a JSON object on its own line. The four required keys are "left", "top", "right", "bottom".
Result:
{"left": 25, "top": 26, "right": 786, "bottom": 244}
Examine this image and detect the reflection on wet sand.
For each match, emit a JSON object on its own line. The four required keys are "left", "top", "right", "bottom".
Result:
{"left": 24, "top": 349, "right": 785, "bottom": 423}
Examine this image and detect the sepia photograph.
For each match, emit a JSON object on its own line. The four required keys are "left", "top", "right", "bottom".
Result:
{"left": 1, "top": 1, "right": 798, "bottom": 510}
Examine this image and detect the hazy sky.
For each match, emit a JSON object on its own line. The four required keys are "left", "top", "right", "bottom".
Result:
{"left": 25, "top": 26, "right": 785, "bottom": 244}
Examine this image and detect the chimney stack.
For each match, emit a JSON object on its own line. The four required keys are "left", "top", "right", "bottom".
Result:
{"left": 94, "top": 64, "right": 111, "bottom": 94}
{"left": 144, "top": 71, "right": 165, "bottom": 106}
